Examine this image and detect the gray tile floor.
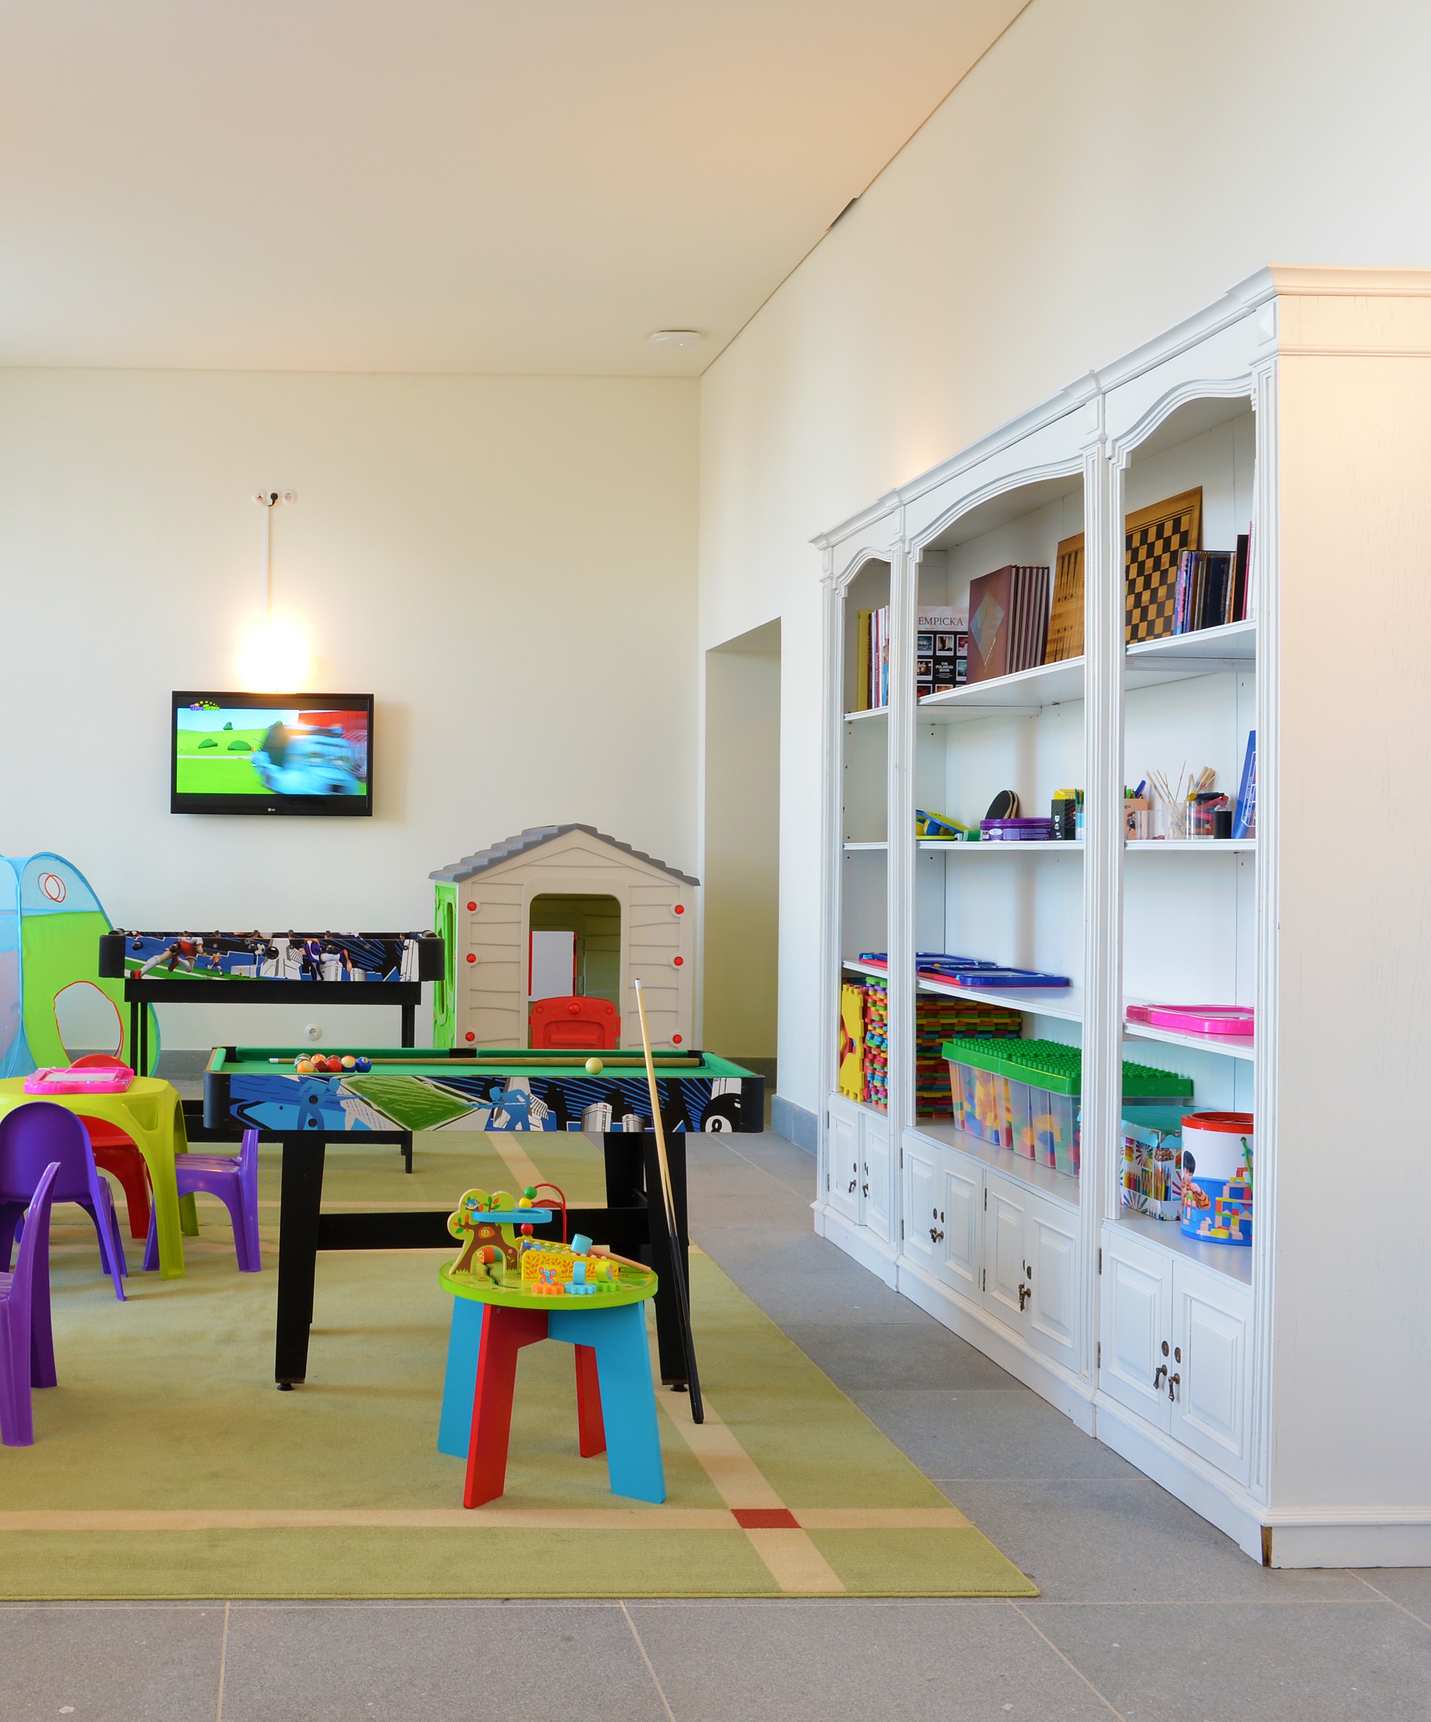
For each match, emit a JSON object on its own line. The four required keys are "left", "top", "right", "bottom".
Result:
{"left": 2, "top": 1129, "right": 1428, "bottom": 1721}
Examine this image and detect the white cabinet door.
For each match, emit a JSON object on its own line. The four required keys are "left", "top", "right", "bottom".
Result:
{"left": 983, "top": 1174, "right": 1028, "bottom": 1333}
{"left": 1025, "top": 1194, "right": 1080, "bottom": 1370}
{"left": 1100, "top": 1228, "right": 1172, "bottom": 1432}
{"left": 1171, "top": 1261, "right": 1251, "bottom": 1484}
{"left": 862, "top": 1110, "right": 891, "bottom": 1242}
{"left": 940, "top": 1156, "right": 982, "bottom": 1299}
{"left": 902, "top": 1137, "right": 939, "bottom": 1272}
{"left": 825, "top": 1099, "right": 860, "bottom": 1226}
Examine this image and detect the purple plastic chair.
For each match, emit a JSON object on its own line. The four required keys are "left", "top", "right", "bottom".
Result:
{"left": 0, "top": 1102, "right": 127, "bottom": 1302}
{"left": 0, "top": 1160, "right": 61, "bottom": 1446}
{"left": 144, "top": 1129, "right": 261, "bottom": 1273}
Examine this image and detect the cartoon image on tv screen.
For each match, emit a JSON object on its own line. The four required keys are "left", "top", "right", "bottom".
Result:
{"left": 175, "top": 702, "right": 368, "bottom": 797}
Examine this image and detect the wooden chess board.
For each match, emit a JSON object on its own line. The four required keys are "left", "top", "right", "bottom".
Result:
{"left": 1124, "top": 487, "right": 1202, "bottom": 642}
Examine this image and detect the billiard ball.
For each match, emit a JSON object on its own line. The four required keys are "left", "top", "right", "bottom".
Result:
{"left": 354, "top": 1056, "right": 372, "bottom": 1073}
{"left": 585, "top": 1057, "right": 604, "bottom": 1075}
{"left": 341, "top": 1055, "right": 357, "bottom": 1070}
{"left": 296, "top": 1057, "right": 314, "bottom": 1075}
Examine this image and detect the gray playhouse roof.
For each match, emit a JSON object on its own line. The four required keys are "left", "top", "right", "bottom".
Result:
{"left": 430, "top": 825, "right": 699, "bottom": 888}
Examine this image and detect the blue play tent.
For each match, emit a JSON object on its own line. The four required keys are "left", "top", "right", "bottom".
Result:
{"left": 0, "top": 853, "right": 157, "bottom": 1077}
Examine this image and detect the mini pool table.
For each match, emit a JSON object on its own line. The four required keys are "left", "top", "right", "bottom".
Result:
{"left": 201, "top": 1045, "right": 763, "bottom": 1389}
{"left": 203, "top": 1044, "right": 764, "bottom": 1139}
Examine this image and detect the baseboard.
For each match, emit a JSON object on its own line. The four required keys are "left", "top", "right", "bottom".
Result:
{"left": 1093, "top": 1396, "right": 1265, "bottom": 1561}
{"left": 154, "top": 1049, "right": 211, "bottom": 1081}
{"left": 811, "top": 1202, "right": 899, "bottom": 1286}
{"left": 771, "top": 1093, "right": 817, "bottom": 1153}
{"left": 896, "top": 1257, "right": 1096, "bottom": 1433}
{"left": 1262, "top": 1514, "right": 1431, "bottom": 1568}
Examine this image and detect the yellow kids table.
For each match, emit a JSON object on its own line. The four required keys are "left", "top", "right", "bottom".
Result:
{"left": 0, "top": 1076, "right": 199, "bottom": 1277}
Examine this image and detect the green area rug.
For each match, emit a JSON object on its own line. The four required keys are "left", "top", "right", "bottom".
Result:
{"left": 0, "top": 1135, "right": 1035, "bottom": 1600}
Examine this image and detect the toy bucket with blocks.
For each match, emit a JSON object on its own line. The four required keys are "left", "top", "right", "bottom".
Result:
{"left": 1179, "top": 1112, "right": 1254, "bottom": 1245}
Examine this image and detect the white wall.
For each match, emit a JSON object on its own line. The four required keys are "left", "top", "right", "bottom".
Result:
{"left": 0, "top": 369, "right": 698, "bottom": 1048}
{"left": 698, "top": 0, "right": 1431, "bottom": 1115}
{"left": 702, "top": 621, "right": 780, "bottom": 1058}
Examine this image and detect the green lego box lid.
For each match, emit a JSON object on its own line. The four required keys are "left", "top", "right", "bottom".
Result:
{"left": 940, "top": 1037, "right": 1193, "bottom": 1099}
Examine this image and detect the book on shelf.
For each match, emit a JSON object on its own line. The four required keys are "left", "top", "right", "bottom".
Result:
{"left": 917, "top": 607, "right": 968, "bottom": 700}
{"left": 1045, "top": 534, "right": 1084, "bottom": 663}
{"left": 1232, "top": 730, "right": 1256, "bottom": 839}
{"left": 1168, "top": 539, "right": 1252, "bottom": 635}
{"left": 967, "top": 565, "right": 1050, "bottom": 683}
{"left": 854, "top": 604, "right": 891, "bottom": 710}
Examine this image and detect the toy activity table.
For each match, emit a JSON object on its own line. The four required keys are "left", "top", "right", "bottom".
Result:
{"left": 438, "top": 1255, "right": 664, "bottom": 1507}
{"left": 202, "top": 1045, "right": 753, "bottom": 1389}
{"left": 0, "top": 1076, "right": 198, "bottom": 1279}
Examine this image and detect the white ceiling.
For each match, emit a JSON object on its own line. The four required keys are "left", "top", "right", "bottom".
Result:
{"left": 0, "top": 0, "right": 1024, "bottom": 375}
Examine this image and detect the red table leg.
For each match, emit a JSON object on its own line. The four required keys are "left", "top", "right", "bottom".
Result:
{"left": 574, "top": 1343, "right": 606, "bottom": 1458}
{"left": 464, "top": 1306, "right": 548, "bottom": 1508}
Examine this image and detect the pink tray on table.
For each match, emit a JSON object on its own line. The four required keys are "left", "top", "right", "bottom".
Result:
{"left": 23, "top": 1065, "right": 135, "bottom": 1095}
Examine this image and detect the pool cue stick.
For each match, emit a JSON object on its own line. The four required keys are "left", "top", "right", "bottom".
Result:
{"left": 633, "top": 978, "right": 703, "bottom": 1423}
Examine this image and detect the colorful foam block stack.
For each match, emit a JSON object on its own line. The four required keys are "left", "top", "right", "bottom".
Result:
{"left": 862, "top": 975, "right": 888, "bottom": 1111}
{"left": 916, "top": 994, "right": 1021, "bottom": 1116}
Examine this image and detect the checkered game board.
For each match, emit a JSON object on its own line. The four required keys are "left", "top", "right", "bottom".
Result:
{"left": 1125, "top": 497, "right": 1199, "bottom": 642}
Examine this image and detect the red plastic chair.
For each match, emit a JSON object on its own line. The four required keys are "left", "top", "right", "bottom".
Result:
{"left": 530, "top": 996, "right": 620, "bottom": 1050}
{"left": 70, "top": 1055, "right": 152, "bottom": 1240}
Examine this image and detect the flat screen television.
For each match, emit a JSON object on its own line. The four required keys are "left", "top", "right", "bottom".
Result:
{"left": 171, "top": 692, "right": 374, "bottom": 816}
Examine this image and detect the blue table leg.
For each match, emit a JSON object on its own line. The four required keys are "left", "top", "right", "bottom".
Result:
{"left": 550, "top": 1302, "right": 666, "bottom": 1504}
{"left": 439, "top": 1297, "right": 486, "bottom": 1457}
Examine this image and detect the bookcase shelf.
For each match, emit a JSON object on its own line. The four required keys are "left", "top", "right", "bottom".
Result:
{"left": 842, "top": 841, "right": 888, "bottom": 852}
{"left": 1123, "top": 1022, "right": 1255, "bottom": 1063}
{"left": 919, "top": 839, "right": 1084, "bottom": 854}
{"left": 1126, "top": 839, "right": 1255, "bottom": 854}
{"left": 1111, "top": 1208, "right": 1252, "bottom": 1287}
{"left": 910, "top": 1119, "right": 1081, "bottom": 1210}
{"left": 918, "top": 655, "right": 1085, "bottom": 723}
{"left": 1125, "top": 619, "right": 1256, "bottom": 687}
{"left": 816, "top": 269, "right": 1431, "bottom": 1567}
{"left": 916, "top": 975, "right": 1085, "bottom": 1024}
{"left": 843, "top": 705, "right": 889, "bottom": 723}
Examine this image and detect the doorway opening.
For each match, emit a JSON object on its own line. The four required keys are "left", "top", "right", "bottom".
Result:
{"left": 703, "top": 618, "right": 780, "bottom": 1086}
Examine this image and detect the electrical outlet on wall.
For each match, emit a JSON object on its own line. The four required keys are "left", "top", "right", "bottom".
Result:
{"left": 305, "top": 1023, "right": 322, "bottom": 1042}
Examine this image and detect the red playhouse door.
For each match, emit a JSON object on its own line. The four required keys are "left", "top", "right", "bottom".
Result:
{"left": 530, "top": 996, "right": 620, "bottom": 1049}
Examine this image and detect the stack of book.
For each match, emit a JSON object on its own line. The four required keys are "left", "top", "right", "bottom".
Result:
{"left": 862, "top": 975, "right": 888, "bottom": 1111}
{"left": 916, "top": 608, "right": 968, "bottom": 700}
{"left": 1171, "top": 534, "right": 1250, "bottom": 634}
{"left": 916, "top": 994, "right": 1021, "bottom": 1116}
{"left": 966, "top": 565, "right": 1051, "bottom": 683}
{"left": 855, "top": 606, "right": 890, "bottom": 710}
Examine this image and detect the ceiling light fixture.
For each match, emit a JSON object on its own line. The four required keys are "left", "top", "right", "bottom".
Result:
{"left": 649, "top": 330, "right": 701, "bottom": 348}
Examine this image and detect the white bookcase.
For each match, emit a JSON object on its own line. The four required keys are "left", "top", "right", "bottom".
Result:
{"left": 813, "top": 267, "right": 1431, "bottom": 1567}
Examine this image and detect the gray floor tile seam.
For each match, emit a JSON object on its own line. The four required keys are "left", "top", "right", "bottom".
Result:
{"left": 692, "top": 1141, "right": 814, "bottom": 1202}
{"left": 1018, "top": 1596, "right": 1405, "bottom": 1608}
{"left": 1007, "top": 1599, "right": 1129, "bottom": 1722}
{"left": 619, "top": 1600, "right": 678, "bottom": 1722}
{"left": 1346, "top": 1569, "right": 1431, "bottom": 1631}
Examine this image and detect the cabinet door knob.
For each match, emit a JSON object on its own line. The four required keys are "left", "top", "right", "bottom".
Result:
{"left": 1018, "top": 1283, "right": 1030, "bottom": 1310}
{"left": 930, "top": 1226, "right": 944, "bottom": 1243}
{"left": 1154, "top": 1364, "right": 1168, "bottom": 1390}
{"left": 848, "top": 1179, "right": 857, "bottom": 1194}
{"left": 862, "top": 1183, "right": 869, "bottom": 1197}
{"left": 1168, "top": 1372, "right": 1180, "bottom": 1402}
